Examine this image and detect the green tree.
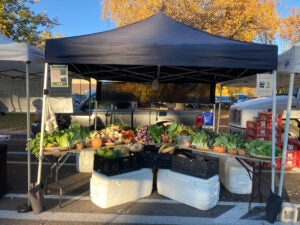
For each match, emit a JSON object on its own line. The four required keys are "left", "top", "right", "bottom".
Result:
{"left": 0, "top": 0, "right": 59, "bottom": 48}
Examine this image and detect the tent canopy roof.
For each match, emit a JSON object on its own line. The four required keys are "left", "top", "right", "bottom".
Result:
{"left": 222, "top": 39, "right": 300, "bottom": 88}
{"left": 45, "top": 13, "right": 278, "bottom": 84}
{"left": 0, "top": 34, "right": 45, "bottom": 79}
{"left": 278, "top": 39, "right": 300, "bottom": 74}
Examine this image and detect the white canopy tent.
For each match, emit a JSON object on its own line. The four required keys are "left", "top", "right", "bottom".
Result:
{"left": 0, "top": 34, "right": 44, "bottom": 209}
{"left": 0, "top": 34, "right": 73, "bottom": 113}
{"left": 221, "top": 40, "right": 300, "bottom": 88}
{"left": 278, "top": 40, "right": 300, "bottom": 74}
{"left": 276, "top": 40, "right": 300, "bottom": 196}
{"left": 221, "top": 40, "right": 300, "bottom": 197}
{"left": 0, "top": 34, "right": 44, "bottom": 77}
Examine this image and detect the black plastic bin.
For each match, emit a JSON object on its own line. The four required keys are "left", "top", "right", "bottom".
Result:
{"left": 171, "top": 149, "right": 219, "bottom": 179}
{"left": 141, "top": 145, "right": 172, "bottom": 169}
{"left": 0, "top": 144, "right": 7, "bottom": 197}
{"left": 93, "top": 152, "right": 141, "bottom": 176}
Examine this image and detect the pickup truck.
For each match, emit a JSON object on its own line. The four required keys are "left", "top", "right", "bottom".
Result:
{"left": 228, "top": 88, "right": 300, "bottom": 139}
{"left": 32, "top": 92, "right": 206, "bottom": 134}
{"left": 72, "top": 93, "right": 203, "bottom": 129}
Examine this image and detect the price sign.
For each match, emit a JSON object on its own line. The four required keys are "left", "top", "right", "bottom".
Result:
{"left": 50, "top": 65, "right": 68, "bottom": 88}
{"left": 256, "top": 73, "right": 273, "bottom": 96}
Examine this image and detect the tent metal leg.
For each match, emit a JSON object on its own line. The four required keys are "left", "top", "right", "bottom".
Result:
{"left": 235, "top": 158, "right": 264, "bottom": 213}
{"left": 43, "top": 154, "right": 69, "bottom": 208}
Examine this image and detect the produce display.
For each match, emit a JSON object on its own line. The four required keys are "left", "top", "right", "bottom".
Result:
{"left": 158, "top": 144, "right": 176, "bottom": 154}
{"left": 27, "top": 123, "right": 90, "bottom": 157}
{"left": 134, "top": 125, "right": 152, "bottom": 143}
{"left": 192, "top": 129, "right": 214, "bottom": 149}
{"left": 96, "top": 146, "right": 132, "bottom": 159}
{"left": 244, "top": 139, "right": 281, "bottom": 158}
{"left": 27, "top": 121, "right": 282, "bottom": 159}
{"left": 98, "top": 125, "right": 126, "bottom": 145}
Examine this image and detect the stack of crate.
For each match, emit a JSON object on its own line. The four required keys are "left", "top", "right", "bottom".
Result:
{"left": 246, "top": 112, "right": 282, "bottom": 144}
{"left": 282, "top": 139, "right": 300, "bottom": 169}
{"left": 246, "top": 111, "right": 300, "bottom": 170}
{"left": 262, "top": 138, "right": 300, "bottom": 170}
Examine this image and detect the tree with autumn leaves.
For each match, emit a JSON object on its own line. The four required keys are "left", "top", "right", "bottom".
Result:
{"left": 1, "top": 0, "right": 299, "bottom": 49}
{"left": 281, "top": 7, "right": 300, "bottom": 42}
{"left": 101, "top": 0, "right": 300, "bottom": 45}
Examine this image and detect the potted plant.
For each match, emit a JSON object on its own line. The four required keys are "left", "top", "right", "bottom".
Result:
{"left": 237, "top": 136, "right": 247, "bottom": 156}
{"left": 191, "top": 129, "right": 214, "bottom": 150}
{"left": 165, "top": 123, "right": 194, "bottom": 147}
{"left": 226, "top": 133, "right": 245, "bottom": 155}
{"left": 213, "top": 133, "right": 228, "bottom": 153}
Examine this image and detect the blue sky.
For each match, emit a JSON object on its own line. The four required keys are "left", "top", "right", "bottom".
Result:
{"left": 30, "top": 0, "right": 115, "bottom": 37}
{"left": 30, "top": 0, "right": 299, "bottom": 39}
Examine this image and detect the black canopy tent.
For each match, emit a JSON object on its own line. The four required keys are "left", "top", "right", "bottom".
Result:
{"left": 37, "top": 13, "right": 278, "bottom": 187}
{"left": 45, "top": 12, "right": 278, "bottom": 85}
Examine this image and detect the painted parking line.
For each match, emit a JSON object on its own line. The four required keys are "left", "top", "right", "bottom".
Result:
{"left": 3, "top": 193, "right": 266, "bottom": 206}
{"left": 1, "top": 194, "right": 295, "bottom": 224}
{"left": 0, "top": 208, "right": 286, "bottom": 225}
{"left": 7, "top": 161, "right": 75, "bottom": 166}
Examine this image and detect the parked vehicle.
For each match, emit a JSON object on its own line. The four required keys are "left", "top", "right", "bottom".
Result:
{"left": 232, "top": 93, "right": 249, "bottom": 104}
{"left": 215, "top": 96, "right": 232, "bottom": 108}
{"left": 72, "top": 93, "right": 202, "bottom": 129}
{"left": 32, "top": 92, "right": 206, "bottom": 134}
{"left": 228, "top": 88, "right": 300, "bottom": 138}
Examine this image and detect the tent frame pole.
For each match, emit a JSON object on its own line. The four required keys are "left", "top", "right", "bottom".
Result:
{"left": 216, "top": 84, "right": 223, "bottom": 134}
{"left": 37, "top": 63, "right": 49, "bottom": 185}
{"left": 278, "top": 72, "right": 294, "bottom": 196}
{"left": 25, "top": 61, "right": 31, "bottom": 206}
{"left": 271, "top": 70, "right": 277, "bottom": 193}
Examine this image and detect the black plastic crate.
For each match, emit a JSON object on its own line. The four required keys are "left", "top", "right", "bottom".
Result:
{"left": 141, "top": 145, "right": 172, "bottom": 169}
{"left": 93, "top": 152, "right": 141, "bottom": 176}
{"left": 170, "top": 149, "right": 219, "bottom": 179}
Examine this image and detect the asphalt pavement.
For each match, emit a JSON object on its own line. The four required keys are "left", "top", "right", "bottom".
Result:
{"left": 0, "top": 132, "right": 300, "bottom": 225}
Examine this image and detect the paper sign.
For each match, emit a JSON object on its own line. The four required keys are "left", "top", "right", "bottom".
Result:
{"left": 256, "top": 73, "right": 273, "bottom": 96}
{"left": 50, "top": 65, "right": 68, "bottom": 87}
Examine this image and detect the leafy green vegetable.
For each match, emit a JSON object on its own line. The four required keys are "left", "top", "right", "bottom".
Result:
{"left": 165, "top": 123, "right": 194, "bottom": 143}
{"left": 26, "top": 123, "right": 90, "bottom": 157}
{"left": 26, "top": 133, "right": 41, "bottom": 158}
{"left": 56, "top": 131, "right": 71, "bottom": 148}
{"left": 192, "top": 130, "right": 209, "bottom": 148}
{"left": 226, "top": 133, "right": 246, "bottom": 149}
{"left": 244, "top": 140, "right": 281, "bottom": 157}
{"left": 165, "top": 123, "right": 178, "bottom": 141}
{"left": 147, "top": 124, "right": 163, "bottom": 143}
{"left": 66, "top": 123, "right": 90, "bottom": 144}
{"left": 213, "top": 133, "right": 229, "bottom": 147}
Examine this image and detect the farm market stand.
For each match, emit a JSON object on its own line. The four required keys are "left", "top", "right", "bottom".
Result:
{"left": 32, "top": 122, "right": 284, "bottom": 214}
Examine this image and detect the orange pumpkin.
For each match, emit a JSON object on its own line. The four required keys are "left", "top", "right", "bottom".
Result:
{"left": 91, "top": 138, "right": 102, "bottom": 148}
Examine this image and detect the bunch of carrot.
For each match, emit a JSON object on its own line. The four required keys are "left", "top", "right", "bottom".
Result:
{"left": 121, "top": 129, "right": 136, "bottom": 143}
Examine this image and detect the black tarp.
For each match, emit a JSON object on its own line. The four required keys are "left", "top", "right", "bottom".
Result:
{"left": 45, "top": 12, "right": 277, "bottom": 84}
